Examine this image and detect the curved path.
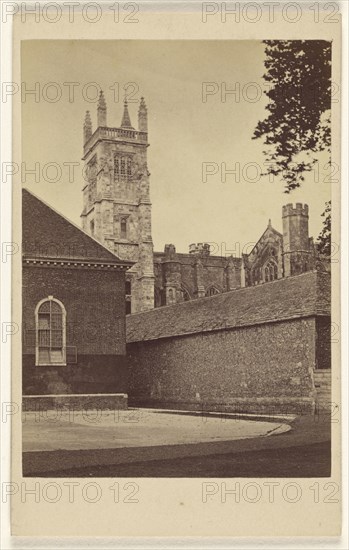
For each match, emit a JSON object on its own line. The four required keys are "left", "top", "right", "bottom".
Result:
{"left": 22, "top": 409, "right": 332, "bottom": 477}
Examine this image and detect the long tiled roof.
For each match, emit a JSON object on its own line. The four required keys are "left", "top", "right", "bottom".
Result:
{"left": 126, "top": 271, "right": 330, "bottom": 343}
{"left": 22, "top": 189, "right": 132, "bottom": 266}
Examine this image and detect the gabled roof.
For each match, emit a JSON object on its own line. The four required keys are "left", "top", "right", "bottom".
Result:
{"left": 22, "top": 188, "right": 132, "bottom": 267}
{"left": 126, "top": 271, "right": 330, "bottom": 343}
{"left": 243, "top": 222, "right": 283, "bottom": 263}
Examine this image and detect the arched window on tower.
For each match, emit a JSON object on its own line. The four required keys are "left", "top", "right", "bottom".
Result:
{"left": 120, "top": 158, "right": 126, "bottom": 177}
{"left": 35, "top": 297, "right": 66, "bottom": 366}
{"left": 120, "top": 218, "right": 127, "bottom": 239}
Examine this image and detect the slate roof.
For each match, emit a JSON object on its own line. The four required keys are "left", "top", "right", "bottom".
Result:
{"left": 22, "top": 189, "right": 132, "bottom": 267}
{"left": 126, "top": 271, "right": 330, "bottom": 343}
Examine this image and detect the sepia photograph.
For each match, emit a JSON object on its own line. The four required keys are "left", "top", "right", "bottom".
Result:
{"left": 19, "top": 38, "right": 335, "bottom": 479}
{"left": 3, "top": 2, "right": 344, "bottom": 539}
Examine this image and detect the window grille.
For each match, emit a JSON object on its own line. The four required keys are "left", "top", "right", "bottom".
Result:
{"left": 35, "top": 297, "right": 66, "bottom": 366}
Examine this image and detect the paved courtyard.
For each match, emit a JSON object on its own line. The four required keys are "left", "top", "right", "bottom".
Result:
{"left": 22, "top": 408, "right": 290, "bottom": 452}
{"left": 22, "top": 408, "right": 331, "bottom": 477}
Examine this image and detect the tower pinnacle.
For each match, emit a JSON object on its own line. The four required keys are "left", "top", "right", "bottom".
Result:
{"left": 138, "top": 97, "right": 148, "bottom": 133}
{"left": 97, "top": 90, "right": 107, "bottom": 127}
{"left": 83, "top": 110, "right": 92, "bottom": 144}
{"left": 121, "top": 100, "right": 133, "bottom": 128}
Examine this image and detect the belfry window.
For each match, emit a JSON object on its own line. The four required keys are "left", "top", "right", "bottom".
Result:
{"left": 35, "top": 297, "right": 66, "bottom": 366}
{"left": 127, "top": 158, "right": 132, "bottom": 177}
{"left": 114, "top": 155, "right": 133, "bottom": 182}
{"left": 120, "top": 158, "right": 126, "bottom": 177}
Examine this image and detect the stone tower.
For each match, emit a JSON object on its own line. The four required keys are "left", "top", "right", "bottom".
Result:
{"left": 282, "top": 203, "right": 312, "bottom": 277}
{"left": 81, "top": 92, "right": 154, "bottom": 313}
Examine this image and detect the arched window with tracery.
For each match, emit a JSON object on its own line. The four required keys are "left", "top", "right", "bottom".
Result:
{"left": 35, "top": 297, "right": 66, "bottom": 366}
{"left": 206, "top": 286, "right": 220, "bottom": 297}
{"left": 264, "top": 259, "right": 278, "bottom": 282}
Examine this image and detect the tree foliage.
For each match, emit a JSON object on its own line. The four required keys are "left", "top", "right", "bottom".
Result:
{"left": 317, "top": 201, "right": 331, "bottom": 256}
{"left": 254, "top": 40, "right": 331, "bottom": 192}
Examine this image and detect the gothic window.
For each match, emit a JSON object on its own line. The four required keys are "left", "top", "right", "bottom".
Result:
{"left": 114, "top": 155, "right": 133, "bottom": 182}
{"left": 264, "top": 260, "right": 278, "bottom": 282}
{"left": 120, "top": 218, "right": 127, "bottom": 239}
{"left": 120, "top": 158, "right": 126, "bottom": 177}
{"left": 90, "top": 219, "right": 95, "bottom": 236}
{"left": 206, "top": 286, "right": 220, "bottom": 297}
{"left": 35, "top": 297, "right": 66, "bottom": 366}
{"left": 180, "top": 286, "right": 191, "bottom": 302}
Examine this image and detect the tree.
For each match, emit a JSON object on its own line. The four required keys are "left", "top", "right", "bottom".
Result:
{"left": 253, "top": 40, "right": 331, "bottom": 192}
{"left": 317, "top": 201, "right": 331, "bottom": 256}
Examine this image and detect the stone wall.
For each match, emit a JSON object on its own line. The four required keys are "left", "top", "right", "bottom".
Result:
{"left": 316, "top": 317, "right": 332, "bottom": 370}
{"left": 127, "top": 272, "right": 331, "bottom": 415}
{"left": 127, "top": 318, "right": 316, "bottom": 414}
{"left": 23, "top": 393, "right": 128, "bottom": 412}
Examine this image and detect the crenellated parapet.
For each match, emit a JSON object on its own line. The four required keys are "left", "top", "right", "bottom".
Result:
{"left": 189, "top": 243, "right": 210, "bottom": 256}
{"left": 282, "top": 202, "right": 312, "bottom": 277}
{"left": 282, "top": 203, "right": 309, "bottom": 218}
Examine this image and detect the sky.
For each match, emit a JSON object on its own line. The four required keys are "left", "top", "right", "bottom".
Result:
{"left": 21, "top": 40, "right": 331, "bottom": 253}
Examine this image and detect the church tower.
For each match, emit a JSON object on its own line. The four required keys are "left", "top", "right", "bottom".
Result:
{"left": 81, "top": 92, "right": 154, "bottom": 313}
{"left": 282, "top": 203, "right": 313, "bottom": 276}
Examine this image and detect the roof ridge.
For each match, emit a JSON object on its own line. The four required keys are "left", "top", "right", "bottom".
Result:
{"left": 127, "top": 271, "right": 320, "bottom": 317}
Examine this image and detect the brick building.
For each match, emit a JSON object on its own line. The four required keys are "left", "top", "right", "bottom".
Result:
{"left": 82, "top": 96, "right": 320, "bottom": 313}
{"left": 22, "top": 189, "right": 132, "bottom": 401}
